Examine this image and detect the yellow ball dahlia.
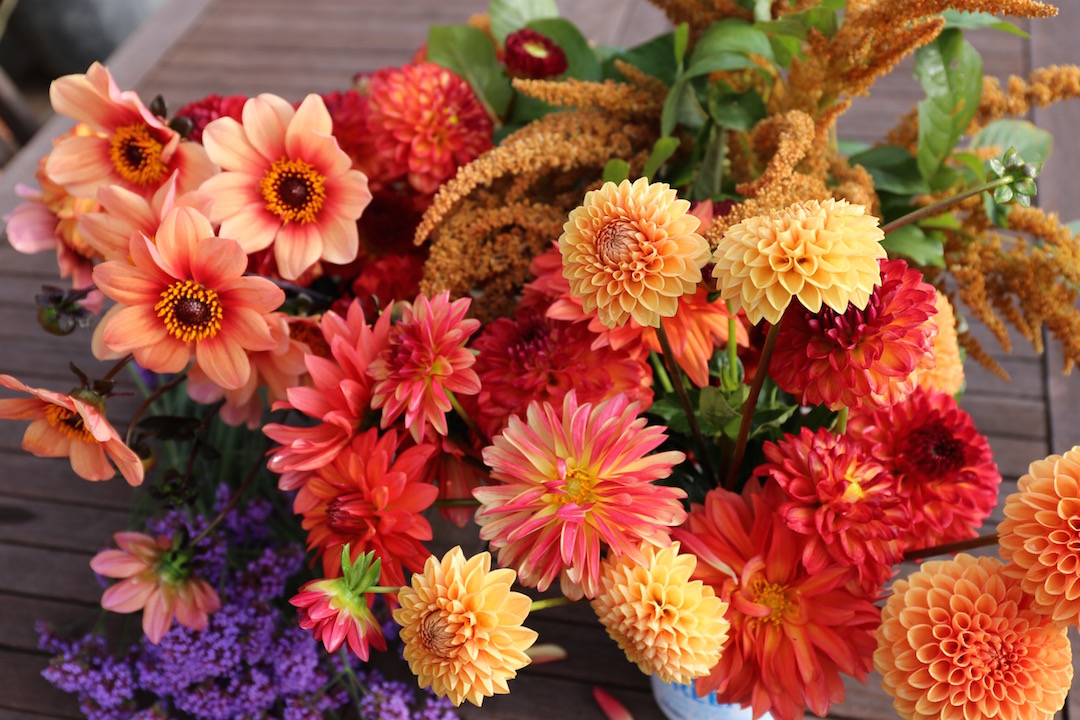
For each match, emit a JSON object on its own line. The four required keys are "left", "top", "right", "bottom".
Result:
{"left": 999, "top": 447, "right": 1080, "bottom": 626}
{"left": 712, "top": 198, "right": 886, "bottom": 325}
{"left": 591, "top": 542, "right": 729, "bottom": 685}
{"left": 559, "top": 178, "right": 710, "bottom": 329}
{"left": 393, "top": 546, "right": 538, "bottom": 707}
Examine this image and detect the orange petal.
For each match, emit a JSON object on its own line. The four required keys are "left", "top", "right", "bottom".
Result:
{"left": 242, "top": 93, "right": 294, "bottom": 162}
{"left": 274, "top": 223, "right": 322, "bottom": 281}
{"left": 101, "top": 577, "right": 154, "bottom": 613}
{"left": 202, "top": 116, "right": 267, "bottom": 176}
{"left": 196, "top": 334, "right": 252, "bottom": 390}
{"left": 69, "top": 440, "right": 115, "bottom": 481}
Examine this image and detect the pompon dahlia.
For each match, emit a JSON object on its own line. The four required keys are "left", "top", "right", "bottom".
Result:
{"left": 91, "top": 531, "right": 221, "bottom": 644}
{"left": 91, "top": 207, "right": 284, "bottom": 390}
{"left": 471, "top": 306, "right": 653, "bottom": 438}
{"left": 200, "top": 93, "right": 373, "bottom": 280}
{"left": 0, "top": 374, "right": 143, "bottom": 486}
{"left": 876, "top": 554, "right": 1072, "bottom": 720}
{"left": 712, "top": 198, "right": 886, "bottom": 325}
{"left": 591, "top": 542, "right": 730, "bottom": 685}
{"left": 366, "top": 63, "right": 493, "bottom": 194}
{"left": 393, "top": 546, "right": 538, "bottom": 707}
{"left": 475, "top": 392, "right": 687, "bottom": 600}
{"left": 47, "top": 63, "right": 215, "bottom": 198}
{"left": 849, "top": 387, "right": 1001, "bottom": 552}
{"left": 560, "top": 178, "right": 711, "bottom": 329}
{"left": 172, "top": 93, "right": 247, "bottom": 143}
{"left": 999, "top": 447, "right": 1080, "bottom": 626}
{"left": 917, "top": 290, "right": 964, "bottom": 396}
{"left": 504, "top": 28, "right": 569, "bottom": 78}
{"left": 294, "top": 427, "right": 438, "bottom": 586}
{"left": 674, "top": 482, "right": 879, "bottom": 720}
{"left": 756, "top": 427, "right": 906, "bottom": 595}
{"left": 319, "top": 89, "right": 377, "bottom": 173}
{"left": 263, "top": 299, "right": 391, "bottom": 490}
{"left": 769, "top": 258, "right": 937, "bottom": 410}
{"left": 368, "top": 292, "right": 482, "bottom": 443}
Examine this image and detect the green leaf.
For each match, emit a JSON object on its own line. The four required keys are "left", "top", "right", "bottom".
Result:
{"left": 881, "top": 224, "right": 945, "bottom": 267}
{"left": 848, "top": 145, "right": 930, "bottom": 195}
{"left": 527, "top": 18, "right": 601, "bottom": 81}
{"left": 838, "top": 139, "right": 870, "bottom": 156}
{"left": 604, "top": 33, "right": 678, "bottom": 85}
{"left": 971, "top": 119, "right": 1053, "bottom": 165}
{"left": 914, "top": 29, "right": 983, "bottom": 181}
{"left": 674, "top": 23, "right": 690, "bottom": 69}
{"left": 1066, "top": 220, "right": 1080, "bottom": 235}
{"left": 643, "top": 136, "right": 682, "bottom": 180}
{"left": 708, "top": 86, "right": 767, "bottom": 131}
{"left": 752, "top": 0, "right": 771, "bottom": 22}
{"left": 428, "top": 25, "right": 512, "bottom": 116}
{"left": 690, "top": 124, "right": 726, "bottom": 200}
{"left": 661, "top": 80, "right": 708, "bottom": 136}
{"left": 489, "top": 0, "right": 558, "bottom": 43}
{"left": 603, "top": 158, "right": 630, "bottom": 184}
{"left": 749, "top": 404, "right": 798, "bottom": 439}
{"left": 685, "top": 19, "right": 773, "bottom": 79}
{"left": 645, "top": 395, "right": 695, "bottom": 436}
{"left": 941, "top": 10, "right": 1029, "bottom": 38}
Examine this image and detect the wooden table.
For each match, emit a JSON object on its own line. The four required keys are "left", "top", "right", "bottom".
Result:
{"left": 0, "top": 1, "right": 1079, "bottom": 718}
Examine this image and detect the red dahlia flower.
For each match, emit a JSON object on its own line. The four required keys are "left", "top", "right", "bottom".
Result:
{"left": 504, "top": 29, "right": 569, "bottom": 79}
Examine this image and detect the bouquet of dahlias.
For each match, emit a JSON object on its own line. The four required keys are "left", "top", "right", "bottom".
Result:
{"left": 6, "top": 0, "right": 1080, "bottom": 719}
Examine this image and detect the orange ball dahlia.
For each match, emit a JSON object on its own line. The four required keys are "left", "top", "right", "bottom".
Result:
{"left": 876, "top": 553, "right": 1072, "bottom": 720}
{"left": 393, "top": 546, "right": 538, "bottom": 707}
{"left": 769, "top": 258, "right": 938, "bottom": 410}
{"left": 999, "top": 447, "right": 1080, "bottom": 626}
{"left": 591, "top": 542, "right": 730, "bottom": 685}
{"left": 559, "top": 178, "right": 711, "bottom": 329}
{"left": 849, "top": 387, "right": 1001, "bottom": 552}
{"left": 757, "top": 427, "right": 906, "bottom": 594}
{"left": 365, "top": 63, "right": 493, "bottom": 194}
{"left": 476, "top": 391, "right": 687, "bottom": 600}
{"left": 917, "top": 290, "right": 965, "bottom": 396}
{"left": 712, "top": 198, "right": 886, "bottom": 325}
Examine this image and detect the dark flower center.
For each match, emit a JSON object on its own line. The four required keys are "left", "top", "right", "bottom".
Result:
{"left": 903, "top": 421, "right": 966, "bottom": 477}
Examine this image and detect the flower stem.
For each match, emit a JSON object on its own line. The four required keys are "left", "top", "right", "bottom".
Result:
{"left": 724, "top": 319, "right": 781, "bottom": 491}
{"left": 125, "top": 371, "right": 187, "bottom": 446}
{"left": 447, "top": 388, "right": 482, "bottom": 439}
{"left": 101, "top": 354, "right": 135, "bottom": 382}
{"left": 880, "top": 176, "right": 1014, "bottom": 235}
{"left": 433, "top": 497, "right": 481, "bottom": 507}
{"left": 655, "top": 319, "right": 715, "bottom": 482}
{"left": 833, "top": 406, "right": 848, "bottom": 434}
{"left": 902, "top": 533, "right": 999, "bottom": 562}
{"left": 530, "top": 596, "right": 574, "bottom": 612}
{"left": 726, "top": 311, "right": 739, "bottom": 384}
{"left": 649, "top": 352, "right": 675, "bottom": 393}
{"left": 366, "top": 585, "right": 406, "bottom": 594}
{"left": 338, "top": 649, "right": 367, "bottom": 705}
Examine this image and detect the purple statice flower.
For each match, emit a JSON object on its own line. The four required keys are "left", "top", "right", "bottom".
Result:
{"left": 144, "top": 508, "right": 227, "bottom": 582}
{"left": 357, "top": 671, "right": 458, "bottom": 720}
{"left": 38, "top": 626, "right": 137, "bottom": 720}
{"left": 215, "top": 482, "right": 274, "bottom": 540}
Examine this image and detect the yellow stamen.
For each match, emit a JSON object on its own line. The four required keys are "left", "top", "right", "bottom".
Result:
{"left": 749, "top": 578, "right": 792, "bottom": 626}
{"left": 44, "top": 404, "right": 95, "bottom": 443}
{"left": 155, "top": 280, "right": 223, "bottom": 343}
{"left": 260, "top": 157, "right": 327, "bottom": 224}
{"left": 109, "top": 123, "right": 169, "bottom": 187}
{"left": 555, "top": 466, "right": 597, "bottom": 506}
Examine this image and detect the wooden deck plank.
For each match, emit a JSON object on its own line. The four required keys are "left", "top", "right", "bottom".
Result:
{"left": 0, "top": 650, "right": 81, "bottom": 720}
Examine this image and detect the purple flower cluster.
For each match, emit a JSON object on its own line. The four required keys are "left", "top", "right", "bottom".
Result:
{"left": 359, "top": 671, "right": 458, "bottom": 720}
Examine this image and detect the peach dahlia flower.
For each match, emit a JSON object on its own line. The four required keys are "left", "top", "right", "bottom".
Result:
{"left": 91, "top": 207, "right": 284, "bottom": 390}
{"left": 47, "top": 63, "right": 214, "bottom": 199}
{"left": 876, "top": 554, "right": 1072, "bottom": 720}
{"left": 917, "top": 290, "right": 964, "bottom": 396}
{"left": 713, "top": 198, "right": 885, "bottom": 325}
{"left": 559, "top": 178, "right": 711, "bottom": 329}
{"left": 200, "top": 93, "right": 373, "bottom": 280}
{"left": 394, "top": 546, "right": 538, "bottom": 707}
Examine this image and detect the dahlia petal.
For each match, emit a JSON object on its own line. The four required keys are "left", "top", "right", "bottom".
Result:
{"left": 219, "top": 275, "right": 286, "bottom": 314}
{"left": 203, "top": 116, "right": 268, "bottom": 176}
{"left": 102, "top": 304, "right": 169, "bottom": 353}
{"left": 218, "top": 203, "right": 280, "bottom": 254}
{"left": 49, "top": 64, "right": 134, "bottom": 131}
{"left": 104, "top": 438, "right": 146, "bottom": 487}
{"left": 101, "top": 577, "right": 155, "bottom": 613}
{"left": 194, "top": 334, "right": 252, "bottom": 390}
{"left": 45, "top": 135, "right": 115, "bottom": 198}
{"left": 191, "top": 235, "right": 247, "bottom": 288}
{"left": 274, "top": 222, "right": 322, "bottom": 280}
{"left": 133, "top": 335, "right": 191, "bottom": 375}
{"left": 169, "top": 141, "right": 217, "bottom": 195}
{"left": 90, "top": 550, "right": 147, "bottom": 578}
{"left": 197, "top": 171, "right": 263, "bottom": 219}
{"left": 92, "top": 261, "right": 162, "bottom": 305}
{"left": 142, "top": 588, "right": 174, "bottom": 643}
{"left": 241, "top": 94, "right": 296, "bottom": 162}
{"left": 23, "top": 419, "right": 73, "bottom": 458}
{"left": 318, "top": 214, "right": 360, "bottom": 265}
{"left": 0, "top": 398, "right": 45, "bottom": 420}
{"left": 5, "top": 201, "right": 57, "bottom": 254}
{"left": 325, "top": 170, "right": 373, "bottom": 217}
{"left": 67, "top": 437, "right": 115, "bottom": 481}
{"left": 221, "top": 306, "right": 277, "bottom": 351}
{"left": 156, "top": 206, "right": 214, "bottom": 277}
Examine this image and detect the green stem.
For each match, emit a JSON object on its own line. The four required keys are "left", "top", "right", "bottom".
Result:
{"left": 434, "top": 497, "right": 481, "bottom": 507}
{"left": 655, "top": 320, "right": 715, "bottom": 482}
{"left": 530, "top": 596, "right": 574, "bottom": 612}
{"left": 338, "top": 649, "right": 367, "bottom": 706}
{"left": 649, "top": 352, "right": 675, "bottom": 393}
{"left": 902, "top": 533, "right": 999, "bottom": 562}
{"left": 447, "top": 388, "right": 482, "bottom": 438}
{"left": 834, "top": 406, "right": 848, "bottom": 435}
{"left": 125, "top": 371, "right": 187, "bottom": 446}
{"left": 724, "top": 319, "right": 781, "bottom": 491}
{"left": 366, "top": 585, "right": 406, "bottom": 594}
{"left": 881, "top": 176, "right": 1014, "bottom": 235}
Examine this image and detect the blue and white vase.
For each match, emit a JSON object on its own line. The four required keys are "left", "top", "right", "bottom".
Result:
{"left": 650, "top": 675, "right": 773, "bottom": 720}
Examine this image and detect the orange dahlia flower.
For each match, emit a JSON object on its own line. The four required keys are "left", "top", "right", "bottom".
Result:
{"left": 591, "top": 542, "right": 729, "bottom": 685}
{"left": 849, "top": 387, "right": 1000, "bottom": 552}
{"left": 200, "top": 93, "right": 373, "bottom": 280}
{"left": 999, "top": 447, "right": 1080, "bottom": 626}
{"left": 91, "top": 531, "right": 221, "bottom": 644}
{"left": 368, "top": 292, "right": 481, "bottom": 443}
{"left": 47, "top": 63, "right": 214, "bottom": 199}
{"left": 0, "top": 374, "right": 143, "bottom": 486}
{"left": 713, "top": 198, "right": 886, "bottom": 325}
{"left": 757, "top": 427, "right": 906, "bottom": 595}
{"left": 293, "top": 427, "right": 437, "bottom": 586}
{"left": 560, "top": 178, "right": 711, "bottom": 329}
{"left": 365, "top": 63, "right": 493, "bottom": 194}
{"left": 91, "top": 207, "right": 284, "bottom": 390}
{"left": 769, "top": 258, "right": 937, "bottom": 410}
{"left": 876, "top": 553, "right": 1072, "bottom": 720}
{"left": 674, "top": 481, "right": 879, "bottom": 720}
{"left": 476, "top": 392, "right": 687, "bottom": 600}
{"left": 916, "top": 290, "right": 964, "bottom": 396}
{"left": 393, "top": 546, "right": 538, "bottom": 707}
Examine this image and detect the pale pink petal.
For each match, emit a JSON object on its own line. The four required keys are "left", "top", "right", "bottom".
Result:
{"left": 90, "top": 550, "right": 147, "bottom": 578}
{"left": 104, "top": 438, "right": 145, "bottom": 487}
{"left": 96, "top": 183, "right": 156, "bottom": 234}
{"left": 101, "top": 577, "right": 155, "bottom": 613}
{"left": 273, "top": 223, "right": 322, "bottom": 280}
{"left": 155, "top": 206, "right": 213, "bottom": 276}
{"left": 92, "top": 305, "right": 126, "bottom": 361}
{"left": 318, "top": 215, "right": 359, "bottom": 265}
{"left": 92, "top": 262, "right": 163, "bottom": 305}
{"left": 202, "top": 116, "right": 266, "bottom": 175}
{"left": 68, "top": 440, "right": 116, "bottom": 481}
{"left": 102, "top": 304, "right": 168, "bottom": 353}
{"left": 142, "top": 587, "right": 175, "bottom": 643}
{"left": 324, "top": 170, "right": 373, "bottom": 218}
{"left": 128, "top": 233, "right": 178, "bottom": 285}
{"left": 134, "top": 336, "right": 191, "bottom": 375}
{"left": 0, "top": 374, "right": 42, "bottom": 396}
{"left": 5, "top": 201, "right": 58, "bottom": 254}
{"left": 218, "top": 203, "right": 280, "bottom": 253}
{"left": 242, "top": 94, "right": 295, "bottom": 162}
{"left": 197, "top": 171, "right": 262, "bottom": 219}
{"left": 196, "top": 335, "right": 251, "bottom": 390}
{"left": 79, "top": 214, "right": 132, "bottom": 261}
{"left": 191, "top": 235, "right": 247, "bottom": 288}
{"left": 49, "top": 64, "right": 136, "bottom": 132}
{"left": 22, "top": 419, "right": 72, "bottom": 458}
{"left": 45, "top": 135, "right": 116, "bottom": 198}
{"left": 219, "top": 276, "right": 286, "bottom": 314}
{"left": 170, "top": 142, "right": 217, "bottom": 195}
{"left": 71, "top": 399, "right": 115, "bottom": 443}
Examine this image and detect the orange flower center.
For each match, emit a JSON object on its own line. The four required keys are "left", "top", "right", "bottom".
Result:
{"left": 155, "top": 280, "right": 223, "bottom": 343}
{"left": 749, "top": 578, "right": 792, "bottom": 626}
{"left": 109, "top": 123, "right": 169, "bottom": 187}
{"left": 418, "top": 610, "right": 456, "bottom": 659}
{"left": 288, "top": 320, "right": 331, "bottom": 358}
{"left": 596, "top": 220, "right": 637, "bottom": 265}
{"left": 555, "top": 466, "right": 597, "bottom": 506}
{"left": 44, "top": 404, "right": 95, "bottom": 443}
{"left": 260, "top": 157, "right": 327, "bottom": 224}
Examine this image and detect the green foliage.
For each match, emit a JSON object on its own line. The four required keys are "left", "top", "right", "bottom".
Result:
{"left": 754, "top": 0, "right": 844, "bottom": 64}
{"left": 881, "top": 224, "right": 946, "bottom": 268}
{"left": 707, "top": 85, "right": 767, "bottom": 131}
{"left": 689, "top": 124, "right": 726, "bottom": 200}
{"left": 527, "top": 18, "right": 601, "bottom": 81}
{"left": 642, "top": 137, "right": 682, "bottom": 181}
{"left": 603, "top": 32, "right": 679, "bottom": 85}
{"left": 602, "top": 158, "right": 630, "bottom": 184}
{"left": 914, "top": 29, "right": 983, "bottom": 181}
{"left": 488, "top": 0, "right": 558, "bottom": 42}
{"left": 427, "top": 25, "right": 512, "bottom": 116}
{"left": 941, "top": 10, "right": 1028, "bottom": 38}
{"left": 848, "top": 145, "right": 930, "bottom": 195}
{"left": 971, "top": 119, "right": 1053, "bottom": 165}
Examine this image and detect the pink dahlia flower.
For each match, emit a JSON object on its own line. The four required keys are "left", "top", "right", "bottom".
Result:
{"left": 200, "top": 93, "right": 373, "bottom": 280}
{"left": 476, "top": 392, "right": 687, "bottom": 600}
